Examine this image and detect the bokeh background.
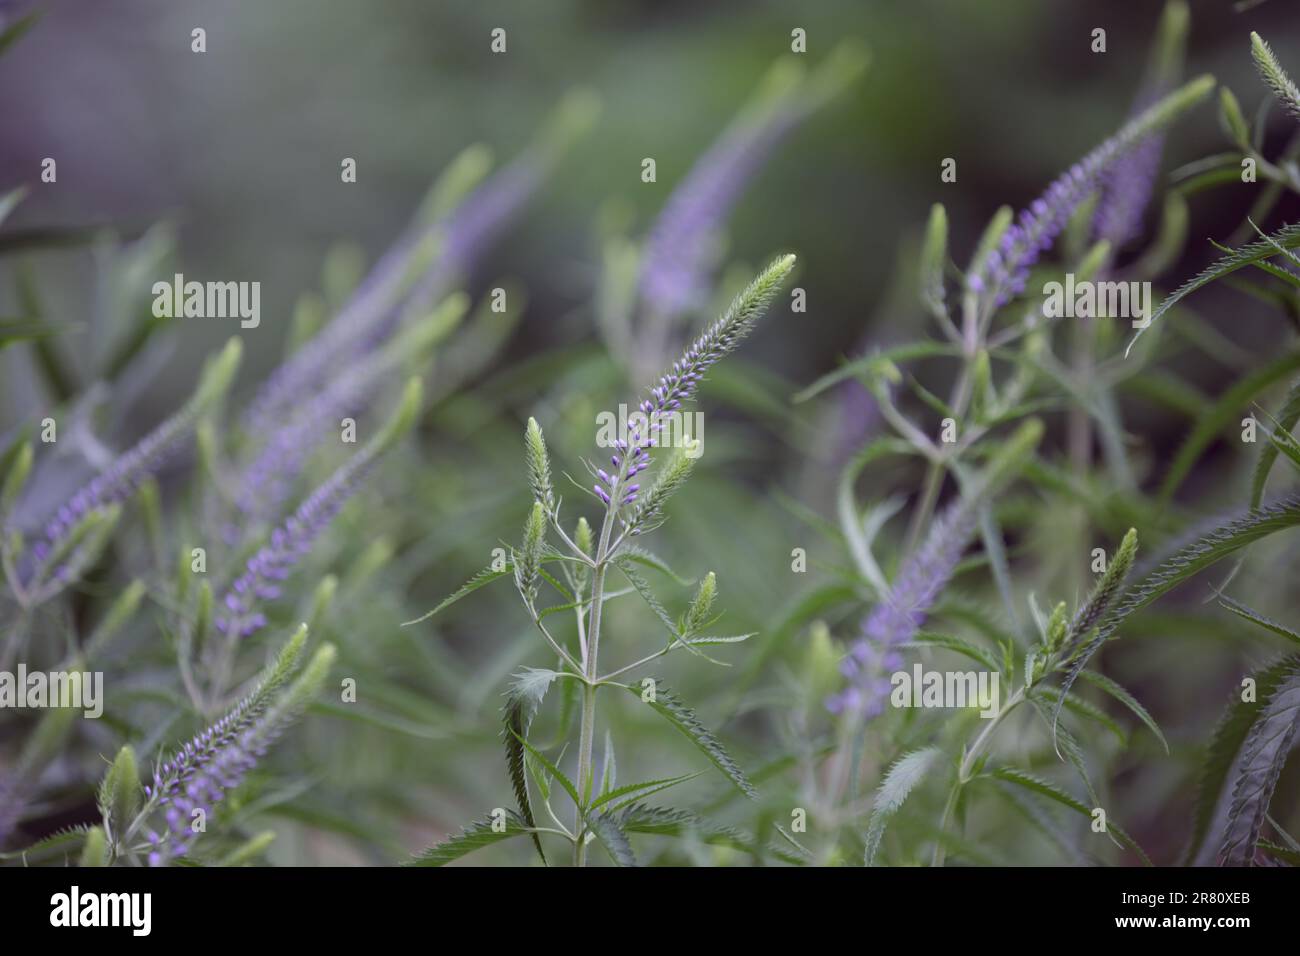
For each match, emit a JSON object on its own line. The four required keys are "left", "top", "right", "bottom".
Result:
{"left": 2, "top": 0, "right": 1299, "bottom": 865}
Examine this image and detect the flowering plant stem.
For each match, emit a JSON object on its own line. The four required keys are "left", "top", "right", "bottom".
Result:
{"left": 903, "top": 293, "right": 979, "bottom": 553}
{"left": 931, "top": 685, "right": 1026, "bottom": 867}
{"left": 572, "top": 504, "right": 618, "bottom": 866}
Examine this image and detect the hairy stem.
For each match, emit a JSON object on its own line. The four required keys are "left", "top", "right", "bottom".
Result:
{"left": 573, "top": 502, "right": 617, "bottom": 866}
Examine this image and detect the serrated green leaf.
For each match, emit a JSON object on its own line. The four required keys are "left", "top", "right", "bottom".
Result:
{"left": 405, "top": 811, "right": 532, "bottom": 866}
{"left": 1034, "top": 687, "right": 1127, "bottom": 745}
{"left": 627, "top": 683, "right": 757, "bottom": 800}
{"left": 905, "top": 632, "right": 1002, "bottom": 675}
{"left": 864, "top": 747, "right": 943, "bottom": 866}
{"left": 1186, "top": 655, "right": 1300, "bottom": 863}
{"left": 1217, "top": 594, "right": 1300, "bottom": 647}
{"left": 1258, "top": 840, "right": 1300, "bottom": 865}
{"left": 1251, "top": 379, "right": 1300, "bottom": 509}
{"left": 503, "top": 692, "right": 547, "bottom": 865}
{"left": 615, "top": 803, "right": 798, "bottom": 862}
{"left": 513, "top": 732, "right": 582, "bottom": 810}
{"left": 1055, "top": 496, "right": 1300, "bottom": 727}
{"left": 1158, "top": 351, "right": 1300, "bottom": 504}
{"left": 614, "top": 558, "right": 682, "bottom": 643}
{"left": 1129, "top": 221, "right": 1300, "bottom": 354}
{"left": 586, "top": 810, "right": 638, "bottom": 866}
{"left": 590, "top": 770, "right": 706, "bottom": 812}
{"left": 988, "top": 767, "right": 1148, "bottom": 863}
{"left": 1218, "top": 662, "right": 1300, "bottom": 866}
{"left": 401, "top": 562, "right": 512, "bottom": 625}
{"left": 0, "top": 825, "right": 93, "bottom": 864}
{"left": 1078, "top": 670, "right": 1170, "bottom": 753}
{"left": 617, "top": 544, "right": 694, "bottom": 586}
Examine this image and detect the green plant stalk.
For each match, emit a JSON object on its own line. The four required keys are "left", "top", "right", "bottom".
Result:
{"left": 1068, "top": 313, "right": 1095, "bottom": 473}
{"left": 572, "top": 498, "right": 618, "bottom": 866}
{"left": 904, "top": 293, "right": 980, "bottom": 558}
{"left": 931, "top": 685, "right": 1026, "bottom": 867}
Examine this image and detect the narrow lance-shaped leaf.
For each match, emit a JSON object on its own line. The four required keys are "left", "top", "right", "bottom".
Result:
{"left": 988, "top": 767, "right": 1149, "bottom": 863}
{"left": 402, "top": 561, "right": 514, "bottom": 625}
{"left": 1217, "top": 595, "right": 1300, "bottom": 647}
{"left": 405, "top": 811, "right": 532, "bottom": 867}
{"left": 503, "top": 667, "right": 560, "bottom": 865}
{"left": 1128, "top": 221, "right": 1300, "bottom": 354}
{"left": 1054, "top": 495, "right": 1300, "bottom": 719}
{"left": 625, "top": 683, "right": 757, "bottom": 799}
{"left": 1251, "top": 379, "right": 1300, "bottom": 509}
{"left": 1078, "top": 670, "right": 1170, "bottom": 754}
{"left": 1158, "top": 351, "right": 1300, "bottom": 504}
{"left": 590, "top": 770, "right": 706, "bottom": 812}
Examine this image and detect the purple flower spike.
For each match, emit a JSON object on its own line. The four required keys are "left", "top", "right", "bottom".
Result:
{"left": 215, "top": 447, "right": 373, "bottom": 641}
{"left": 639, "top": 101, "right": 804, "bottom": 319}
{"left": 968, "top": 76, "right": 1212, "bottom": 307}
{"left": 244, "top": 154, "right": 544, "bottom": 440}
{"left": 826, "top": 501, "right": 979, "bottom": 719}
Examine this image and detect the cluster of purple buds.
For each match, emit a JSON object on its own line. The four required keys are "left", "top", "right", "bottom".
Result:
{"left": 593, "top": 253, "right": 793, "bottom": 522}
{"left": 143, "top": 697, "right": 272, "bottom": 864}
{"left": 826, "top": 639, "right": 904, "bottom": 719}
{"left": 595, "top": 366, "right": 703, "bottom": 509}
{"left": 236, "top": 357, "right": 376, "bottom": 524}
{"left": 216, "top": 454, "right": 369, "bottom": 640}
{"left": 595, "top": 441, "right": 647, "bottom": 507}
{"left": 970, "top": 162, "right": 1105, "bottom": 308}
{"left": 23, "top": 414, "right": 191, "bottom": 590}
{"left": 1092, "top": 87, "right": 1168, "bottom": 250}
{"left": 967, "top": 79, "right": 1210, "bottom": 309}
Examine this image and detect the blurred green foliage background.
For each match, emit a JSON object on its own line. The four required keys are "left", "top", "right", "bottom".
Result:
{"left": 2, "top": 0, "right": 1300, "bottom": 865}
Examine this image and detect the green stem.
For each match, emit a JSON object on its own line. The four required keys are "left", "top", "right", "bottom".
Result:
{"left": 573, "top": 504, "right": 617, "bottom": 866}
{"left": 931, "top": 685, "right": 1025, "bottom": 867}
{"left": 903, "top": 365, "right": 972, "bottom": 555}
